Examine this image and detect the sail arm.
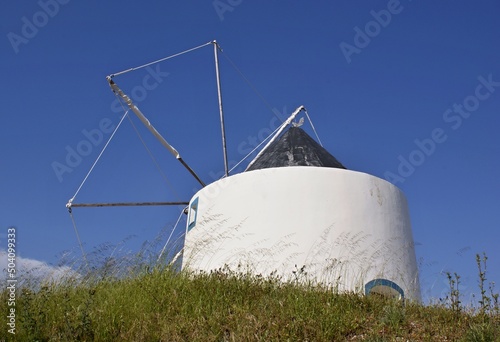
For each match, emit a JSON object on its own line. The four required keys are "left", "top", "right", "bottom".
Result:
{"left": 106, "top": 77, "right": 205, "bottom": 187}
{"left": 67, "top": 201, "right": 189, "bottom": 209}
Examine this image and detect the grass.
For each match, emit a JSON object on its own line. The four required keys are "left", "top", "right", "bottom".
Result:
{"left": 1, "top": 262, "right": 499, "bottom": 341}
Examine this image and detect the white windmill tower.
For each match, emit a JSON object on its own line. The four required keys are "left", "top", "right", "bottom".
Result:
{"left": 182, "top": 106, "right": 421, "bottom": 301}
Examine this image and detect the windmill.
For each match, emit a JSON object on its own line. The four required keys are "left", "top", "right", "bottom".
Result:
{"left": 67, "top": 41, "right": 421, "bottom": 301}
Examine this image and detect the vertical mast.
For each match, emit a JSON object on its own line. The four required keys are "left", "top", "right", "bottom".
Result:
{"left": 213, "top": 40, "right": 229, "bottom": 177}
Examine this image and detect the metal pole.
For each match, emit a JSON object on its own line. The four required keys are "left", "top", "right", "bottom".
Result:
{"left": 107, "top": 77, "right": 205, "bottom": 187}
{"left": 68, "top": 202, "right": 189, "bottom": 209}
{"left": 213, "top": 40, "right": 229, "bottom": 177}
{"left": 245, "top": 105, "right": 305, "bottom": 171}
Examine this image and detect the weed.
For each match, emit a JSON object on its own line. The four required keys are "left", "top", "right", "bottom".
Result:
{"left": 489, "top": 281, "right": 499, "bottom": 316}
{"left": 446, "top": 271, "right": 462, "bottom": 313}
{"left": 291, "top": 264, "right": 307, "bottom": 284}
{"left": 464, "top": 321, "right": 497, "bottom": 342}
{"left": 380, "top": 300, "right": 406, "bottom": 332}
{"left": 477, "top": 252, "right": 491, "bottom": 314}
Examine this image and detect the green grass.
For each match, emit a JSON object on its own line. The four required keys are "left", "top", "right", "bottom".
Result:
{"left": 1, "top": 265, "right": 499, "bottom": 341}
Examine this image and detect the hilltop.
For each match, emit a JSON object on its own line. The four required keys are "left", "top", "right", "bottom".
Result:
{"left": 1, "top": 265, "right": 499, "bottom": 341}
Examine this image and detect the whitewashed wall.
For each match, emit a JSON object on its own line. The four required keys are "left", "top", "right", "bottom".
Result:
{"left": 182, "top": 167, "right": 421, "bottom": 301}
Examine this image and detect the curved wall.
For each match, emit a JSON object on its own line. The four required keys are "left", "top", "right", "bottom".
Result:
{"left": 182, "top": 167, "right": 420, "bottom": 301}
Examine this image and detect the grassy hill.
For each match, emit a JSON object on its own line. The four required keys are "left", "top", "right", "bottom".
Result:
{"left": 1, "top": 264, "right": 499, "bottom": 341}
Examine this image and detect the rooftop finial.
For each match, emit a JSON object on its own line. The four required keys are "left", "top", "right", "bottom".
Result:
{"left": 292, "top": 117, "right": 304, "bottom": 127}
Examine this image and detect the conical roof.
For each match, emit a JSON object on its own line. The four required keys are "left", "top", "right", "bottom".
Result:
{"left": 246, "top": 127, "right": 346, "bottom": 171}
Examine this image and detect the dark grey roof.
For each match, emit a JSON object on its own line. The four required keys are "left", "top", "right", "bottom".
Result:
{"left": 246, "top": 127, "right": 346, "bottom": 171}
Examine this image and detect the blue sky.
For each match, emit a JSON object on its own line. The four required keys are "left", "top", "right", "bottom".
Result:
{"left": 1, "top": 1, "right": 499, "bottom": 303}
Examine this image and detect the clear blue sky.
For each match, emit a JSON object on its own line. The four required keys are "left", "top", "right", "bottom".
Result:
{"left": 1, "top": 1, "right": 499, "bottom": 303}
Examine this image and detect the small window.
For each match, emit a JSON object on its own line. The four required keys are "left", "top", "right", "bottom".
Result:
{"left": 187, "top": 198, "right": 199, "bottom": 231}
{"left": 365, "top": 278, "right": 404, "bottom": 300}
